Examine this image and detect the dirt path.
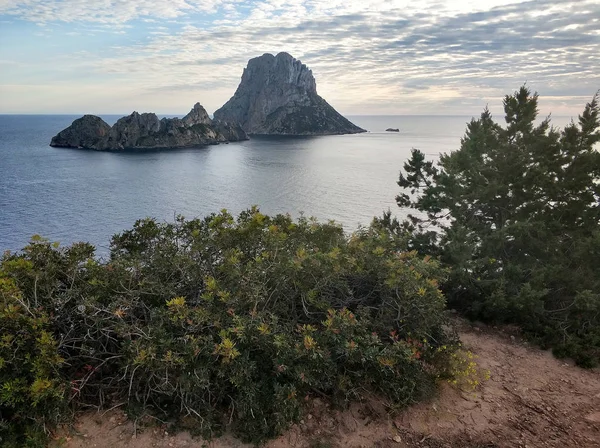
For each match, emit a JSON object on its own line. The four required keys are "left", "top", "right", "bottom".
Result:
{"left": 55, "top": 321, "right": 600, "bottom": 447}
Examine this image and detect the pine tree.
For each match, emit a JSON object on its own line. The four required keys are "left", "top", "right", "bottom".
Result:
{"left": 396, "top": 86, "right": 600, "bottom": 366}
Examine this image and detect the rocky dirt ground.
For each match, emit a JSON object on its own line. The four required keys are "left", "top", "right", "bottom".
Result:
{"left": 53, "top": 320, "right": 600, "bottom": 448}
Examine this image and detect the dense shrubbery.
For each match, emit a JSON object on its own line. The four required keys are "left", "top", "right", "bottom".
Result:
{"left": 0, "top": 274, "right": 68, "bottom": 447}
{"left": 387, "top": 87, "right": 600, "bottom": 366}
{"left": 1, "top": 209, "right": 457, "bottom": 446}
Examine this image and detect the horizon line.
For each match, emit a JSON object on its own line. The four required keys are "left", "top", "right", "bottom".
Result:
{"left": 0, "top": 113, "right": 576, "bottom": 117}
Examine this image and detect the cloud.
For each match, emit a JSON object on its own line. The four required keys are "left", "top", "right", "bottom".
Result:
{"left": 0, "top": 0, "right": 598, "bottom": 115}
{"left": 0, "top": 0, "right": 234, "bottom": 24}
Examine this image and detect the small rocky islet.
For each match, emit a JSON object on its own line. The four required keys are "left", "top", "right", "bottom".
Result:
{"left": 50, "top": 52, "right": 366, "bottom": 151}
{"left": 50, "top": 103, "right": 247, "bottom": 151}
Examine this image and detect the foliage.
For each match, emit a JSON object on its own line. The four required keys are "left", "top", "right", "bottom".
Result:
{"left": 0, "top": 266, "right": 68, "bottom": 447}
{"left": 437, "top": 345, "right": 490, "bottom": 392}
{"left": 391, "top": 86, "right": 600, "bottom": 366}
{"left": 0, "top": 209, "right": 457, "bottom": 445}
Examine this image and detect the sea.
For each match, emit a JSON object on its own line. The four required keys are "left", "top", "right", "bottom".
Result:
{"left": 0, "top": 114, "right": 573, "bottom": 256}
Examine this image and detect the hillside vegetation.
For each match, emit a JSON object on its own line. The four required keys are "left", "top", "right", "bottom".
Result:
{"left": 387, "top": 86, "right": 600, "bottom": 366}
{"left": 0, "top": 210, "right": 458, "bottom": 447}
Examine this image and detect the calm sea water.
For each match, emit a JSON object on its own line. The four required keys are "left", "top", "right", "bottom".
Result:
{"left": 0, "top": 114, "right": 571, "bottom": 255}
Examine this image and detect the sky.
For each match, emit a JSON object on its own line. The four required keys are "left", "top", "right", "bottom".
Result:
{"left": 0, "top": 0, "right": 599, "bottom": 116}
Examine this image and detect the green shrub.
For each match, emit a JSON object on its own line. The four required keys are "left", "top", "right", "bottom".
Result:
{"left": 0, "top": 271, "right": 68, "bottom": 447}
{"left": 1, "top": 209, "right": 457, "bottom": 445}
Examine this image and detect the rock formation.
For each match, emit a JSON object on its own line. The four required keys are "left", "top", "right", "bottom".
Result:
{"left": 49, "top": 115, "right": 111, "bottom": 149}
{"left": 50, "top": 103, "right": 248, "bottom": 151}
{"left": 214, "top": 52, "right": 365, "bottom": 135}
{"left": 386, "top": 128, "right": 400, "bottom": 132}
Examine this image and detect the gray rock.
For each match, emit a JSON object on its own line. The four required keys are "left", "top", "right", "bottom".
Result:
{"left": 214, "top": 52, "right": 366, "bottom": 135}
{"left": 50, "top": 115, "right": 111, "bottom": 149}
{"left": 212, "top": 120, "right": 248, "bottom": 142}
{"left": 100, "top": 111, "right": 162, "bottom": 150}
{"left": 182, "top": 102, "right": 212, "bottom": 127}
{"left": 50, "top": 103, "right": 248, "bottom": 151}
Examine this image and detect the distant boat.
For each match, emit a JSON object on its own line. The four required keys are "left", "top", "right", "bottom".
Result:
{"left": 385, "top": 128, "right": 400, "bottom": 132}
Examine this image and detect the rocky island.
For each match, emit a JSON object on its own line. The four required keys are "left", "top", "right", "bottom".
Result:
{"left": 50, "top": 53, "right": 365, "bottom": 148}
{"left": 50, "top": 103, "right": 247, "bottom": 151}
{"left": 214, "top": 52, "right": 366, "bottom": 135}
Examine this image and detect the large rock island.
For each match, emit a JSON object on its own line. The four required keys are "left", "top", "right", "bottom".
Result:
{"left": 214, "top": 52, "right": 365, "bottom": 135}
{"left": 50, "top": 103, "right": 248, "bottom": 151}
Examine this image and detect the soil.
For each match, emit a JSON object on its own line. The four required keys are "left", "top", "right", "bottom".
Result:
{"left": 53, "top": 320, "right": 600, "bottom": 448}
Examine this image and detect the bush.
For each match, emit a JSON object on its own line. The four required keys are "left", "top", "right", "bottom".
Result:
{"left": 0, "top": 267, "right": 67, "bottom": 447}
{"left": 391, "top": 87, "right": 600, "bottom": 366}
{"left": 1, "top": 208, "right": 457, "bottom": 445}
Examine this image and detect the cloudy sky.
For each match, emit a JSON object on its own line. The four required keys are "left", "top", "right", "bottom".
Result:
{"left": 0, "top": 0, "right": 598, "bottom": 116}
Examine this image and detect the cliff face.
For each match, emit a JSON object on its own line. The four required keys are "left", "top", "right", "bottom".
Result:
{"left": 214, "top": 52, "right": 365, "bottom": 135}
{"left": 50, "top": 103, "right": 248, "bottom": 151}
